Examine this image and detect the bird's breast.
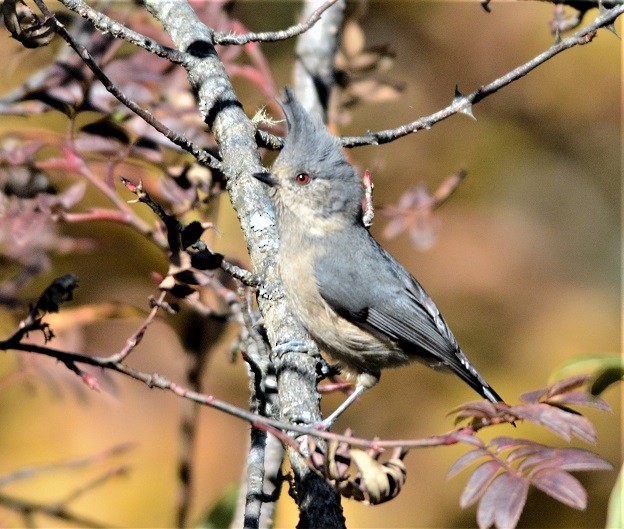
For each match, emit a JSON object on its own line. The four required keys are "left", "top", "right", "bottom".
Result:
{"left": 278, "top": 238, "right": 408, "bottom": 375}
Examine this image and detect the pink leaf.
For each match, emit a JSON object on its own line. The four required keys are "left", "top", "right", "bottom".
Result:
{"left": 382, "top": 216, "right": 408, "bottom": 239}
{"left": 511, "top": 404, "right": 597, "bottom": 443}
{"left": 451, "top": 400, "right": 499, "bottom": 417}
{"left": 58, "top": 181, "right": 87, "bottom": 210}
{"left": 549, "top": 391, "right": 611, "bottom": 411}
{"left": 489, "top": 436, "right": 540, "bottom": 453}
{"left": 520, "top": 448, "right": 612, "bottom": 473}
{"left": 460, "top": 460, "right": 502, "bottom": 508}
{"left": 531, "top": 469, "right": 587, "bottom": 509}
{"left": 520, "top": 376, "right": 591, "bottom": 404}
{"left": 557, "top": 450, "right": 613, "bottom": 472}
{"left": 519, "top": 387, "right": 548, "bottom": 404}
{"left": 510, "top": 405, "right": 597, "bottom": 444}
{"left": 477, "top": 473, "right": 529, "bottom": 529}
{"left": 565, "top": 413, "right": 598, "bottom": 444}
{"left": 447, "top": 448, "right": 489, "bottom": 479}
{"left": 546, "top": 375, "right": 591, "bottom": 397}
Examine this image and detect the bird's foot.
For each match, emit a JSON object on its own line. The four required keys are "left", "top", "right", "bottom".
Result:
{"left": 272, "top": 339, "right": 317, "bottom": 357}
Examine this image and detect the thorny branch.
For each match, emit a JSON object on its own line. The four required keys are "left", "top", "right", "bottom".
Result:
{"left": 250, "top": 4, "right": 623, "bottom": 152}
{"left": 1, "top": 302, "right": 612, "bottom": 512}
{"left": 340, "top": 4, "right": 623, "bottom": 147}
{"left": 1, "top": 290, "right": 516, "bottom": 450}
{"left": 0, "top": 321, "right": 503, "bottom": 447}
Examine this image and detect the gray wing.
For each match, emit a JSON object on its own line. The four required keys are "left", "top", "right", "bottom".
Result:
{"left": 314, "top": 230, "right": 503, "bottom": 403}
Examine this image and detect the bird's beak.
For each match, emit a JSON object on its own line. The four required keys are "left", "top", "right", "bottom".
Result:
{"left": 253, "top": 171, "right": 279, "bottom": 187}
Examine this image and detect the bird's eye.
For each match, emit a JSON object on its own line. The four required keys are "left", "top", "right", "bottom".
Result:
{"left": 295, "top": 173, "right": 311, "bottom": 186}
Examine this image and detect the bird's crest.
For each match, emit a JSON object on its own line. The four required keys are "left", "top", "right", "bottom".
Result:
{"left": 275, "top": 88, "right": 345, "bottom": 176}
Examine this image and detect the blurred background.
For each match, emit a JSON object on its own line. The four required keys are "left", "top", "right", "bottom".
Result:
{"left": 0, "top": 1, "right": 620, "bottom": 528}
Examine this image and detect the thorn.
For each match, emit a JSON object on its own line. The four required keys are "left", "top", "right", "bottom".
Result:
{"left": 453, "top": 85, "right": 476, "bottom": 120}
{"left": 604, "top": 22, "right": 620, "bottom": 38}
{"left": 598, "top": 0, "right": 622, "bottom": 38}
{"left": 480, "top": 0, "right": 491, "bottom": 13}
{"left": 598, "top": 0, "right": 607, "bottom": 14}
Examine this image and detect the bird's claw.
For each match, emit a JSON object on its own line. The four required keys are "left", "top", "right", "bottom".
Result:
{"left": 272, "top": 339, "right": 317, "bottom": 357}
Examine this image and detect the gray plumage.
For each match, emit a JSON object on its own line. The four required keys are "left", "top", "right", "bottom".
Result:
{"left": 254, "top": 88, "right": 503, "bottom": 424}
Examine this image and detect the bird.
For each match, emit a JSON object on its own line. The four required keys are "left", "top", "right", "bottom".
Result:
{"left": 253, "top": 88, "right": 505, "bottom": 427}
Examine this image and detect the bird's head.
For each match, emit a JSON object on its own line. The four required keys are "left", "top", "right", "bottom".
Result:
{"left": 254, "top": 88, "right": 364, "bottom": 232}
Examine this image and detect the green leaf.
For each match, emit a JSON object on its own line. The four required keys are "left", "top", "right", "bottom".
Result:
{"left": 606, "top": 464, "right": 623, "bottom": 529}
{"left": 591, "top": 366, "right": 624, "bottom": 396}
{"left": 550, "top": 354, "right": 623, "bottom": 395}
{"left": 196, "top": 484, "right": 238, "bottom": 529}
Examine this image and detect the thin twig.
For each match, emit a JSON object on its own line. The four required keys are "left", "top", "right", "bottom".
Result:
{"left": 0, "top": 492, "right": 109, "bottom": 529}
{"left": 214, "top": 0, "right": 339, "bottom": 45}
{"left": 0, "top": 335, "right": 508, "bottom": 450}
{"left": 106, "top": 291, "right": 166, "bottom": 363}
{"left": 0, "top": 443, "right": 133, "bottom": 489}
{"left": 52, "top": 466, "right": 129, "bottom": 507}
{"left": 58, "top": 0, "right": 186, "bottom": 62}
{"left": 220, "top": 259, "right": 265, "bottom": 290}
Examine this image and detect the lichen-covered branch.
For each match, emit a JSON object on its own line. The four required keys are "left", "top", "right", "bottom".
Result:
{"left": 140, "top": 0, "right": 343, "bottom": 526}
{"left": 293, "top": 0, "right": 347, "bottom": 119}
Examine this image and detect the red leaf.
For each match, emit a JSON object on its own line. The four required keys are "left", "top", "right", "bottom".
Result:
{"left": 489, "top": 436, "right": 540, "bottom": 454}
{"left": 531, "top": 469, "right": 587, "bottom": 509}
{"left": 512, "top": 405, "right": 573, "bottom": 440}
{"left": 450, "top": 400, "right": 500, "bottom": 423}
{"left": 460, "top": 460, "right": 502, "bottom": 508}
{"left": 557, "top": 450, "right": 613, "bottom": 472}
{"left": 520, "top": 375, "right": 592, "bottom": 404}
{"left": 477, "top": 472, "right": 528, "bottom": 529}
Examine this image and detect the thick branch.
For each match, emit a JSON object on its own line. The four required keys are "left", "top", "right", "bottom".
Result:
{"left": 293, "top": 0, "right": 347, "bottom": 119}
{"left": 140, "top": 1, "right": 340, "bottom": 527}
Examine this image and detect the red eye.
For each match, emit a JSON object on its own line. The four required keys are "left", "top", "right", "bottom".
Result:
{"left": 295, "top": 173, "right": 311, "bottom": 185}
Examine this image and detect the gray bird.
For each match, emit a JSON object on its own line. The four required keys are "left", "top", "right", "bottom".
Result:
{"left": 254, "top": 88, "right": 504, "bottom": 427}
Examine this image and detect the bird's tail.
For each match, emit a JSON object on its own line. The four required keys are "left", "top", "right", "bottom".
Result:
{"left": 451, "top": 348, "right": 506, "bottom": 405}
